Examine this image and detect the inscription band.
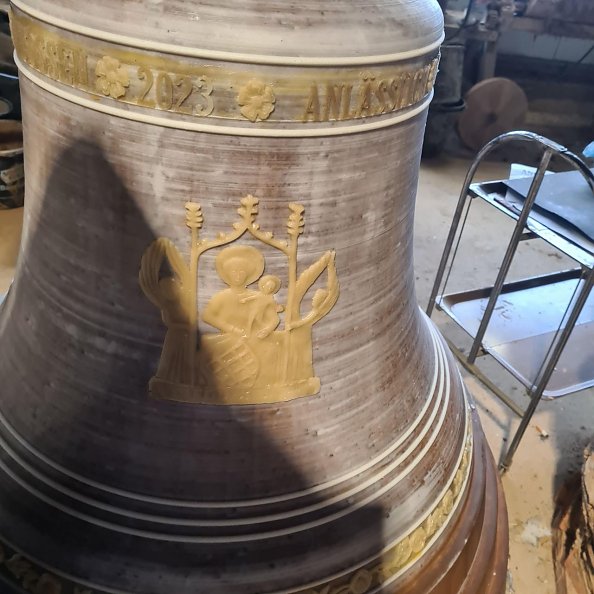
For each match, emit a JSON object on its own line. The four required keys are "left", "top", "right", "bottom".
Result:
{"left": 11, "top": 8, "right": 439, "bottom": 131}
{"left": 16, "top": 56, "right": 434, "bottom": 138}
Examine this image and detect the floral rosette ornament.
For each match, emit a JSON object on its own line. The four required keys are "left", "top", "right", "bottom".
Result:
{"left": 95, "top": 56, "right": 130, "bottom": 100}
{"left": 237, "top": 80, "right": 276, "bottom": 122}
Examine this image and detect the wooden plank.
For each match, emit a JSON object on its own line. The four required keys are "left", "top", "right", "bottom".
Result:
{"left": 511, "top": 16, "right": 594, "bottom": 40}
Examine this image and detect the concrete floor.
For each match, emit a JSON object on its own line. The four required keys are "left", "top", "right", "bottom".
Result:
{"left": 1, "top": 157, "right": 593, "bottom": 593}
{"left": 415, "top": 157, "right": 594, "bottom": 594}
{"left": 0, "top": 206, "right": 22, "bottom": 297}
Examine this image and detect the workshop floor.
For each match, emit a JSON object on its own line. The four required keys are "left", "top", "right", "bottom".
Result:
{"left": 416, "top": 157, "right": 594, "bottom": 594}
{"left": 0, "top": 206, "right": 22, "bottom": 297}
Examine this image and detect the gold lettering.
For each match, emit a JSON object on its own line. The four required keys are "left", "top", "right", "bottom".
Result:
{"left": 410, "top": 71, "right": 419, "bottom": 104}
{"left": 426, "top": 59, "right": 439, "bottom": 94}
{"left": 386, "top": 78, "right": 398, "bottom": 112}
{"left": 44, "top": 40, "right": 60, "bottom": 80}
{"left": 37, "top": 39, "right": 45, "bottom": 72}
{"left": 388, "top": 78, "right": 400, "bottom": 109}
{"left": 58, "top": 44, "right": 74, "bottom": 85}
{"left": 10, "top": 10, "right": 440, "bottom": 124}
{"left": 18, "top": 25, "right": 31, "bottom": 64}
{"left": 375, "top": 80, "right": 389, "bottom": 114}
{"left": 73, "top": 49, "right": 89, "bottom": 88}
{"left": 341, "top": 84, "right": 354, "bottom": 120}
{"left": 422, "top": 64, "right": 432, "bottom": 98}
{"left": 413, "top": 69, "right": 425, "bottom": 103}
{"left": 29, "top": 34, "right": 40, "bottom": 69}
{"left": 302, "top": 84, "right": 320, "bottom": 122}
{"left": 399, "top": 73, "right": 414, "bottom": 109}
{"left": 137, "top": 66, "right": 155, "bottom": 107}
{"left": 173, "top": 75, "right": 193, "bottom": 114}
{"left": 194, "top": 76, "right": 214, "bottom": 117}
{"left": 323, "top": 84, "right": 343, "bottom": 121}
{"left": 410, "top": 72, "right": 420, "bottom": 104}
{"left": 24, "top": 27, "right": 34, "bottom": 65}
{"left": 19, "top": 28, "right": 30, "bottom": 66}
{"left": 417, "top": 66, "right": 427, "bottom": 101}
{"left": 28, "top": 33, "right": 42, "bottom": 71}
{"left": 355, "top": 79, "right": 374, "bottom": 118}
{"left": 156, "top": 72, "right": 174, "bottom": 110}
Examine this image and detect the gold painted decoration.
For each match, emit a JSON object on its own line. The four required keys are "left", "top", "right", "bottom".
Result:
{"left": 236, "top": 80, "right": 276, "bottom": 122}
{"left": 139, "top": 196, "right": 340, "bottom": 405}
{"left": 10, "top": 8, "right": 439, "bottom": 125}
{"left": 95, "top": 56, "right": 129, "bottom": 100}
{"left": 297, "top": 430, "right": 473, "bottom": 594}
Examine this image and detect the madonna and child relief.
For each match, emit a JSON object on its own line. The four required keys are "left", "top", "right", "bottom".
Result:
{"left": 139, "top": 196, "right": 339, "bottom": 405}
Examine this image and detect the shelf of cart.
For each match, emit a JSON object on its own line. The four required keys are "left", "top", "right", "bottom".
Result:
{"left": 469, "top": 180, "right": 594, "bottom": 269}
{"left": 438, "top": 269, "right": 594, "bottom": 398}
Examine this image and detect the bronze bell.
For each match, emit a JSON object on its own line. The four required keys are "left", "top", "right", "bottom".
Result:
{"left": 0, "top": 0, "right": 508, "bottom": 592}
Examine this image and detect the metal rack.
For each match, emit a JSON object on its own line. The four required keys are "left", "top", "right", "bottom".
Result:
{"left": 427, "top": 131, "right": 594, "bottom": 471}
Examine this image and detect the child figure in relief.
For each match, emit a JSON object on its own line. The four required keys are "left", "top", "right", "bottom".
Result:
{"left": 241, "top": 274, "right": 284, "bottom": 339}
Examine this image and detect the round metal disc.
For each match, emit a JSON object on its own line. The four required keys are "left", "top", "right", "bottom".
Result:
{"left": 457, "top": 77, "right": 528, "bottom": 151}
{"left": 0, "top": 97, "right": 11, "bottom": 118}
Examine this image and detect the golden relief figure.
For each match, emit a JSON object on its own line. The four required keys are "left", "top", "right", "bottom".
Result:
{"left": 139, "top": 196, "right": 339, "bottom": 405}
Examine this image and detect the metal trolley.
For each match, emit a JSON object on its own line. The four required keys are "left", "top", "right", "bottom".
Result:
{"left": 427, "top": 131, "right": 594, "bottom": 471}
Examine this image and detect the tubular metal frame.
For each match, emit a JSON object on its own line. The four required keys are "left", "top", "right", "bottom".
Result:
{"left": 426, "top": 131, "right": 594, "bottom": 471}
